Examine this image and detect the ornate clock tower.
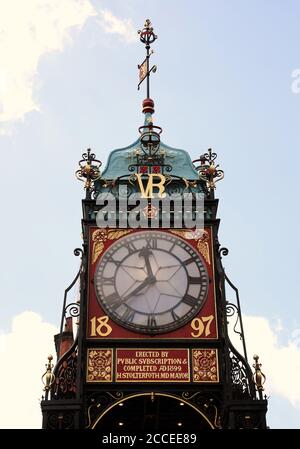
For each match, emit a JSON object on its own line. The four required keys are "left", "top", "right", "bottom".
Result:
{"left": 41, "top": 20, "right": 268, "bottom": 430}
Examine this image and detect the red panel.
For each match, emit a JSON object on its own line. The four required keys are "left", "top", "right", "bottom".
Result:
{"left": 87, "top": 227, "right": 218, "bottom": 340}
{"left": 116, "top": 349, "right": 190, "bottom": 382}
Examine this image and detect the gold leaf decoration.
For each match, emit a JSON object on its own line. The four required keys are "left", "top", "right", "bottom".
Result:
{"left": 170, "top": 228, "right": 206, "bottom": 240}
{"left": 197, "top": 241, "right": 210, "bottom": 265}
{"left": 87, "top": 349, "right": 112, "bottom": 382}
{"left": 170, "top": 229, "right": 211, "bottom": 265}
{"left": 92, "top": 241, "right": 104, "bottom": 264}
{"left": 91, "top": 229, "right": 133, "bottom": 264}
{"left": 192, "top": 349, "right": 218, "bottom": 382}
{"left": 107, "top": 229, "right": 133, "bottom": 240}
{"left": 91, "top": 229, "right": 108, "bottom": 264}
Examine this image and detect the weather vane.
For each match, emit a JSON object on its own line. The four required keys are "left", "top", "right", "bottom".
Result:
{"left": 137, "top": 19, "right": 157, "bottom": 98}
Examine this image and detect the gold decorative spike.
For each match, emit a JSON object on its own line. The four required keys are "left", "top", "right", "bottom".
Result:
{"left": 42, "top": 355, "right": 55, "bottom": 397}
{"left": 252, "top": 354, "right": 266, "bottom": 399}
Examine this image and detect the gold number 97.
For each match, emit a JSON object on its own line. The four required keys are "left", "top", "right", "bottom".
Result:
{"left": 191, "top": 315, "right": 214, "bottom": 338}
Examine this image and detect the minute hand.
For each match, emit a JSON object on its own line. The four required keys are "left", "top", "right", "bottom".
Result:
{"left": 122, "top": 277, "right": 151, "bottom": 302}
{"left": 139, "top": 247, "right": 154, "bottom": 277}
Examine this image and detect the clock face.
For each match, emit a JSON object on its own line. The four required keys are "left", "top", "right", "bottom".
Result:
{"left": 94, "top": 231, "right": 209, "bottom": 334}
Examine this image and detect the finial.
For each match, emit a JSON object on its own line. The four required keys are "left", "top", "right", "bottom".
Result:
{"left": 252, "top": 354, "right": 266, "bottom": 400}
{"left": 41, "top": 355, "right": 55, "bottom": 400}
{"left": 75, "top": 148, "right": 102, "bottom": 199}
{"left": 137, "top": 19, "right": 157, "bottom": 103}
{"left": 193, "top": 148, "right": 224, "bottom": 198}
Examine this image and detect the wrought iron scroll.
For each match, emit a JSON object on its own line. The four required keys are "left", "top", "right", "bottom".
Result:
{"left": 229, "top": 342, "right": 256, "bottom": 399}
{"left": 85, "top": 392, "right": 124, "bottom": 429}
{"left": 58, "top": 248, "right": 82, "bottom": 356}
{"left": 181, "top": 392, "right": 221, "bottom": 429}
{"left": 52, "top": 337, "right": 78, "bottom": 400}
{"left": 218, "top": 247, "right": 248, "bottom": 362}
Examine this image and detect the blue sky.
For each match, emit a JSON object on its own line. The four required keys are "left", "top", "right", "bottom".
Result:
{"left": 0, "top": 0, "right": 299, "bottom": 428}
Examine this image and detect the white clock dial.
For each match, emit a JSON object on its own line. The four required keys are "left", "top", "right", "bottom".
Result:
{"left": 94, "top": 230, "right": 209, "bottom": 334}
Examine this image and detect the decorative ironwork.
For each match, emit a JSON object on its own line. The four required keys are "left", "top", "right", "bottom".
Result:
{"left": 218, "top": 246, "right": 229, "bottom": 258}
{"left": 229, "top": 343, "right": 256, "bottom": 399}
{"left": 137, "top": 19, "right": 157, "bottom": 97}
{"left": 193, "top": 148, "right": 224, "bottom": 195}
{"left": 218, "top": 245, "right": 248, "bottom": 362}
{"left": 181, "top": 392, "right": 221, "bottom": 429}
{"left": 75, "top": 148, "right": 101, "bottom": 197}
{"left": 252, "top": 355, "right": 266, "bottom": 400}
{"left": 73, "top": 247, "right": 83, "bottom": 257}
{"left": 128, "top": 144, "right": 172, "bottom": 175}
{"left": 85, "top": 391, "right": 124, "bottom": 428}
{"left": 225, "top": 273, "right": 248, "bottom": 361}
{"left": 52, "top": 339, "right": 78, "bottom": 400}
{"left": 47, "top": 412, "right": 75, "bottom": 429}
{"left": 64, "top": 302, "right": 80, "bottom": 318}
{"left": 226, "top": 302, "right": 243, "bottom": 344}
{"left": 41, "top": 355, "right": 55, "bottom": 400}
{"left": 57, "top": 248, "right": 82, "bottom": 356}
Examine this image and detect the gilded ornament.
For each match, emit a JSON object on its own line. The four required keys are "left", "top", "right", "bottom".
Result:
{"left": 170, "top": 229, "right": 211, "bottom": 265}
{"left": 192, "top": 349, "right": 218, "bottom": 382}
{"left": 87, "top": 349, "right": 113, "bottom": 382}
{"left": 91, "top": 229, "right": 133, "bottom": 264}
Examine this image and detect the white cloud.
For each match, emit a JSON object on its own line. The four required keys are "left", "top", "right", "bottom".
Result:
{"left": 0, "top": 1, "right": 137, "bottom": 134}
{"left": 0, "top": 312, "right": 58, "bottom": 429}
{"left": 0, "top": 0, "right": 96, "bottom": 132}
{"left": 231, "top": 315, "right": 300, "bottom": 409}
{"left": 97, "top": 9, "right": 136, "bottom": 43}
{"left": 5, "top": 312, "right": 298, "bottom": 428}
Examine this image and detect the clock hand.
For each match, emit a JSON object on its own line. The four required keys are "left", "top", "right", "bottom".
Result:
{"left": 139, "top": 247, "right": 155, "bottom": 278}
{"left": 122, "top": 276, "right": 154, "bottom": 302}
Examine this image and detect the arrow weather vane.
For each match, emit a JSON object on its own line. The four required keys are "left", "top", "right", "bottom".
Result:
{"left": 137, "top": 19, "right": 157, "bottom": 98}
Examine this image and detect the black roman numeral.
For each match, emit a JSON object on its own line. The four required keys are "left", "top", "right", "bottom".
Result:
{"left": 146, "top": 237, "right": 158, "bottom": 249}
{"left": 147, "top": 314, "right": 157, "bottom": 327}
{"left": 102, "top": 277, "right": 115, "bottom": 286}
{"left": 105, "top": 292, "right": 122, "bottom": 310}
{"left": 122, "top": 308, "right": 135, "bottom": 323}
{"left": 182, "top": 294, "right": 198, "bottom": 306}
{"left": 171, "top": 310, "right": 180, "bottom": 321}
{"left": 187, "top": 276, "right": 200, "bottom": 284}
{"left": 124, "top": 241, "right": 137, "bottom": 253}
